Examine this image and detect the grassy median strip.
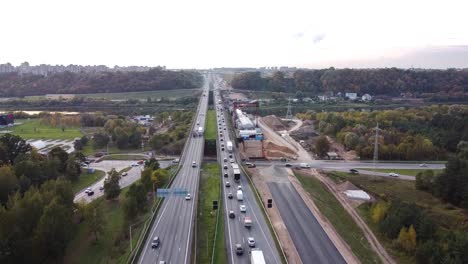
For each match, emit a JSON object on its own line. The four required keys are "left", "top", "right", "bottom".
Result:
{"left": 197, "top": 163, "right": 226, "bottom": 264}
{"left": 72, "top": 169, "right": 106, "bottom": 193}
{"left": 295, "top": 173, "right": 381, "bottom": 264}
{"left": 204, "top": 110, "right": 217, "bottom": 140}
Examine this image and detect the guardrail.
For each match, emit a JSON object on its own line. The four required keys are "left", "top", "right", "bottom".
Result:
{"left": 128, "top": 84, "right": 208, "bottom": 264}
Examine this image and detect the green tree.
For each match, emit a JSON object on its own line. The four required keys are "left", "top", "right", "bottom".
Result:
{"left": 415, "top": 170, "right": 436, "bottom": 192}
{"left": 48, "top": 146, "right": 69, "bottom": 173}
{"left": 145, "top": 158, "right": 160, "bottom": 170}
{"left": 344, "top": 132, "right": 359, "bottom": 150}
{"left": 371, "top": 201, "right": 388, "bottom": 224}
{"left": 0, "top": 134, "right": 31, "bottom": 164}
{"left": 84, "top": 202, "right": 104, "bottom": 241}
{"left": 104, "top": 169, "right": 121, "bottom": 200}
{"left": 140, "top": 168, "right": 153, "bottom": 191}
{"left": 65, "top": 158, "right": 81, "bottom": 182}
{"left": 126, "top": 183, "right": 147, "bottom": 213}
{"left": 0, "top": 165, "right": 18, "bottom": 205}
{"left": 93, "top": 132, "right": 109, "bottom": 148}
{"left": 33, "top": 197, "right": 74, "bottom": 261}
{"left": 315, "top": 136, "right": 330, "bottom": 157}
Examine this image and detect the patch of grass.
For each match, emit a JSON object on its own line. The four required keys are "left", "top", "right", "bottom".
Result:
{"left": 295, "top": 172, "right": 381, "bottom": 264}
{"left": 335, "top": 172, "right": 468, "bottom": 231}
{"left": 64, "top": 186, "right": 150, "bottom": 264}
{"left": 356, "top": 168, "right": 442, "bottom": 176}
{"left": 197, "top": 163, "right": 226, "bottom": 264}
{"left": 102, "top": 154, "right": 147, "bottom": 161}
{"left": 5, "top": 118, "right": 82, "bottom": 139}
{"left": 204, "top": 110, "right": 217, "bottom": 140}
{"left": 72, "top": 169, "right": 106, "bottom": 193}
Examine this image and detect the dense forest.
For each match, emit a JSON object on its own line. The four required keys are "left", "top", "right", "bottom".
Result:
{"left": 231, "top": 69, "right": 468, "bottom": 97}
{"left": 299, "top": 104, "right": 468, "bottom": 160}
{"left": 0, "top": 68, "right": 203, "bottom": 97}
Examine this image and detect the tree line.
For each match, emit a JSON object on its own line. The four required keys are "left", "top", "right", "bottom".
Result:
{"left": 308, "top": 105, "right": 468, "bottom": 160}
{"left": 230, "top": 68, "right": 468, "bottom": 97}
{"left": 0, "top": 69, "right": 203, "bottom": 97}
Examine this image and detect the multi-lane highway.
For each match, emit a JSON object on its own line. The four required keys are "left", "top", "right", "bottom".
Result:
{"left": 137, "top": 75, "right": 210, "bottom": 264}
{"left": 214, "top": 77, "right": 282, "bottom": 264}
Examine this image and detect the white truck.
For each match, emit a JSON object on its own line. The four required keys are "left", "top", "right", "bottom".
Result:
{"left": 237, "top": 190, "right": 243, "bottom": 201}
{"left": 227, "top": 141, "right": 233, "bottom": 152}
{"left": 250, "top": 249, "right": 266, "bottom": 264}
{"left": 197, "top": 126, "right": 204, "bottom": 137}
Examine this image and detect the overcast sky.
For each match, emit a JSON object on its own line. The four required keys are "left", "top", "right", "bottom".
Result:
{"left": 1, "top": 0, "right": 467, "bottom": 69}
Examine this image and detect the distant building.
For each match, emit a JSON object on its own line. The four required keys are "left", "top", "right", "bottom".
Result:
{"left": 361, "top": 94, "right": 372, "bottom": 101}
{"left": 0, "top": 114, "right": 14, "bottom": 126}
{"left": 45, "top": 94, "right": 75, "bottom": 100}
{"left": 318, "top": 95, "right": 329, "bottom": 102}
{"left": 345, "top": 93, "right": 358, "bottom": 100}
{"left": 326, "top": 152, "right": 340, "bottom": 160}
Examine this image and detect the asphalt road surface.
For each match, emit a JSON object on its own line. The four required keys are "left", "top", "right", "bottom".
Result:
{"left": 73, "top": 160, "right": 172, "bottom": 203}
{"left": 138, "top": 75, "right": 210, "bottom": 264}
{"left": 214, "top": 77, "right": 282, "bottom": 264}
{"left": 268, "top": 182, "right": 346, "bottom": 264}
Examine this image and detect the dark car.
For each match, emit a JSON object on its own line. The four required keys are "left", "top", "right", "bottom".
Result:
{"left": 285, "top": 163, "right": 292, "bottom": 167}
{"left": 229, "top": 210, "right": 235, "bottom": 219}
{"left": 224, "top": 173, "right": 228, "bottom": 178}
{"left": 87, "top": 190, "right": 94, "bottom": 196}
{"left": 228, "top": 193, "right": 233, "bottom": 199}
{"left": 151, "top": 236, "right": 160, "bottom": 248}
{"left": 349, "top": 169, "right": 359, "bottom": 174}
{"left": 235, "top": 244, "right": 243, "bottom": 255}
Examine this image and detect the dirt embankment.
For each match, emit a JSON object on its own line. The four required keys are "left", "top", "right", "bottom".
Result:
{"left": 326, "top": 136, "right": 358, "bottom": 161}
{"left": 262, "top": 115, "right": 290, "bottom": 131}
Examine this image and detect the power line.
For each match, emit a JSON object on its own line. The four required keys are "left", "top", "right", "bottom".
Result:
{"left": 286, "top": 97, "right": 293, "bottom": 119}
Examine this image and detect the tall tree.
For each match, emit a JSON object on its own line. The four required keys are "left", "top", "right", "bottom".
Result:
{"left": 84, "top": 202, "right": 104, "bottom": 241}
{"left": 104, "top": 169, "right": 121, "bottom": 200}
{"left": 0, "top": 166, "right": 18, "bottom": 205}
{"left": 0, "top": 134, "right": 31, "bottom": 164}
{"left": 315, "top": 136, "right": 330, "bottom": 157}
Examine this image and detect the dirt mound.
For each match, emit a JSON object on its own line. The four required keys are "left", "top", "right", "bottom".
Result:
{"left": 337, "top": 181, "right": 360, "bottom": 192}
{"left": 264, "top": 140, "right": 297, "bottom": 160}
{"left": 262, "top": 115, "right": 288, "bottom": 131}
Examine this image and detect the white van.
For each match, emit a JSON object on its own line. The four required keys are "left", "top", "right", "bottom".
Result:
{"left": 237, "top": 190, "right": 243, "bottom": 201}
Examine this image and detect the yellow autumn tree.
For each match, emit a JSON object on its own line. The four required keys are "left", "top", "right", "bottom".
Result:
{"left": 371, "top": 201, "right": 388, "bottom": 224}
{"left": 398, "top": 225, "right": 417, "bottom": 252}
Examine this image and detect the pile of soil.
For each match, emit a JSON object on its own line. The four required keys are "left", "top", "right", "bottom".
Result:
{"left": 264, "top": 140, "right": 297, "bottom": 159}
{"left": 290, "top": 125, "right": 318, "bottom": 140}
{"left": 262, "top": 115, "right": 289, "bottom": 131}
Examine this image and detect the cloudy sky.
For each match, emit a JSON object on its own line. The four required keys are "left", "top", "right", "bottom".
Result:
{"left": 1, "top": 0, "right": 467, "bottom": 69}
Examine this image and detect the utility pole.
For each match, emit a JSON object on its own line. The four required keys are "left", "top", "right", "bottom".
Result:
{"left": 286, "top": 97, "right": 293, "bottom": 119}
{"left": 373, "top": 123, "right": 380, "bottom": 170}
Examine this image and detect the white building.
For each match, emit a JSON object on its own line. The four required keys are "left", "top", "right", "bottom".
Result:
{"left": 362, "top": 94, "right": 372, "bottom": 101}
{"left": 345, "top": 92, "right": 358, "bottom": 100}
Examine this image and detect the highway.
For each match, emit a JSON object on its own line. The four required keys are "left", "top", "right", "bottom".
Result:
{"left": 214, "top": 77, "right": 282, "bottom": 264}
{"left": 137, "top": 74, "right": 210, "bottom": 264}
{"left": 268, "top": 182, "right": 346, "bottom": 264}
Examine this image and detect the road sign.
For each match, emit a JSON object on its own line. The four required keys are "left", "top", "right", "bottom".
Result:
{"left": 213, "top": 200, "right": 218, "bottom": 210}
{"left": 267, "top": 198, "right": 273, "bottom": 208}
{"left": 156, "top": 188, "right": 188, "bottom": 198}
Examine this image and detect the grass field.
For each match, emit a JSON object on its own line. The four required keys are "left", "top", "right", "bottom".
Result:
{"left": 102, "top": 154, "right": 148, "bottom": 161}
{"left": 197, "top": 163, "right": 226, "bottom": 264}
{"left": 4, "top": 118, "right": 82, "bottom": 140}
{"left": 204, "top": 110, "right": 217, "bottom": 140}
{"left": 356, "top": 168, "right": 442, "bottom": 176}
{"left": 72, "top": 169, "right": 106, "bottom": 193}
{"left": 295, "top": 173, "right": 381, "bottom": 264}
{"left": 64, "top": 184, "right": 149, "bottom": 264}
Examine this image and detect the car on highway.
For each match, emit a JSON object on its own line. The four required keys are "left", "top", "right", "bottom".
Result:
{"left": 246, "top": 162, "right": 256, "bottom": 168}
{"left": 230, "top": 159, "right": 234, "bottom": 163}
{"left": 87, "top": 190, "right": 94, "bottom": 196}
{"left": 224, "top": 172, "right": 228, "bottom": 178}
{"left": 229, "top": 210, "right": 235, "bottom": 218}
{"left": 223, "top": 157, "right": 227, "bottom": 162}
{"left": 225, "top": 181, "right": 231, "bottom": 187}
{"left": 192, "top": 161, "right": 197, "bottom": 167}
{"left": 247, "top": 237, "right": 255, "bottom": 247}
{"left": 223, "top": 165, "right": 228, "bottom": 170}
{"left": 99, "top": 186, "right": 104, "bottom": 191}
{"left": 419, "top": 163, "right": 428, "bottom": 167}
{"left": 300, "top": 163, "right": 311, "bottom": 168}
{"left": 221, "top": 147, "right": 225, "bottom": 151}
{"left": 220, "top": 138, "right": 224, "bottom": 141}
{"left": 237, "top": 185, "right": 242, "bottom": 190}
{"left": 172, "top": 158, "right": 180, "bottom": 164}
{"left": 151, "top": 236, "right": 160, "bottom": 248}
{"left": 185, "top": 193, "right": 191, "bottom": 200}
{"left": 85, "top": 188, "right": 92, "bottom": 194}
{"left": 240, "top": 205, "right": 246, "bottom": 212}
{"left": 285, "top": 163, "right": 292, "bottom": 167}
{"left": 235, "top": 243, "right": 243, "bottom": 255}
{"left": 131, "top": 163, "right": 139, "bottom": 167}
{"left": 389, "top": 172, "right": 400, "bottom": 177}
{"left": 122, "top": 172, "right": 128, "bottom": 176}
{"left": 228, "top": 193, "right": 233, "bottom": 199}
{"left": 349, "top": 169, "right": 359, "bottom": 174}
{"left": 229, "top": 154, "right": 233, "bottom": 158}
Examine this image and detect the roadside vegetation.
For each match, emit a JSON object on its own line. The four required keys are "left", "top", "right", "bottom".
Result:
{"left": 327, "top": 143, "right": 468, "bottom": 264}
{"left": 72, "top": 169, "right": 106, "bottom": 193}
{"left": 197, "top": 163, "right": 226, "bottom": 264}
{"left": 355, "top": 168, "right": 442, "bottom": 176}
{"left": 295, "top": 172, "right": 381, "bottom": 264}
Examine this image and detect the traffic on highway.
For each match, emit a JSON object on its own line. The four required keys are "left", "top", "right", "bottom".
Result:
{"left": 137, "top": 74, "right": 211, "bottom": 264}
{"left": 213, "top": 77, "right": 281, "bottom": 264}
